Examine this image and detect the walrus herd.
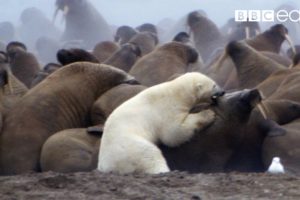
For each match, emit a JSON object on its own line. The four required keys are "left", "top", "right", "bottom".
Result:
{"left": 0, "top": 0, "right": 299, "bottom": 175}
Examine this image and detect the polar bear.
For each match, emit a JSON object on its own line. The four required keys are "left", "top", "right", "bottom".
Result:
{"left": 97, "top": 72, "right": 224, "bottom": 174}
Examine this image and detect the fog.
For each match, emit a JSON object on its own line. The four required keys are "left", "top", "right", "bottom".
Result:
{"left": 0, "top": 0, "right": 299, "bottom": 28}
{"left": 1, "top": 0, "right": 300, "bottom": 54}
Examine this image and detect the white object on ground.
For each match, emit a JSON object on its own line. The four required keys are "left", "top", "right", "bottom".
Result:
{"left": 267, "top": 157, "right": 285, "bottom": 174}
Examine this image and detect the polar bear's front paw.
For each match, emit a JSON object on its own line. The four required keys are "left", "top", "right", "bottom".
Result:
{"left": 203, "top": 109, "right": 216, "bottom": 120}
{"left": 196, "top": 109, "right": 216, "bottom": 129}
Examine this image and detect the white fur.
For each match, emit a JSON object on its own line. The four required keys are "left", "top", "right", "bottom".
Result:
{"left": 98, "top": 72, "right": 218, "bottom": 174}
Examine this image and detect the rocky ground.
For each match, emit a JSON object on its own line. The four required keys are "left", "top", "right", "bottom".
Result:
{"left": 0, "top": 171, "right": 299, "bottom": 200}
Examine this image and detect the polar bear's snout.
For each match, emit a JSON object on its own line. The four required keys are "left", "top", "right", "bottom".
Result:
{"left": 211, "top": 85, "right": 225, "bottom": 100}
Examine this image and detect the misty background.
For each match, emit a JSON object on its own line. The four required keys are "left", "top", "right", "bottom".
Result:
{"left": 0, "top": 0, "right": 299, "bottom": 28}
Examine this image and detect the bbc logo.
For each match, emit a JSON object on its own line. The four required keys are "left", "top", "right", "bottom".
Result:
{"left": 235, "top": 10, "right": 275, "bottom": 22}
{"left": 235, "top": 10, "right": 300, "bottom": 22}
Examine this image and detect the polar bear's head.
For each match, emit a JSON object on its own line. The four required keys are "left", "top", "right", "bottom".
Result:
{"left": 176, "top": 72, "right": 224, "bottom": 104}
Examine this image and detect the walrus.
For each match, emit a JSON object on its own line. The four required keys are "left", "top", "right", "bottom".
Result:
{"left": 57, "top": 48, "right": 99, "bottom": 66}
{"left": 207, "top": 44, "right": 291, "bottom": 90}
{"left": 246, "top": 24, "right": 295, "bottom": 54}
{"left": 187, "top": 10, "right": 225, "bottom": 62}
{"left": 173, "top": 32, "right": 191, "bottom": 44}
{"left": 19, "top": 7, "right": 61, "bottom": 50}
{"left": 114, "top": 25, "right": 137, "bottom": 45}
{"left": 260, "top": 51, "right": 291, "bottom": 67}
{"left": 274, "top": 4, "right": 300, "bottom": 45}
{"left": 40, "top": 128, "right": 101, "bottom": 173}
{"left": 0, "top": 52, "right": 28, "bottom": 116}
{"left": 0, "top": 75, "right": 26, "bottom": 133}
{"left": 0, "top": 62, "right": 137, "bottom": 175}
{"left": 91, "top": 83, "right": 146, "bottom": 125}
{"left": 40, "top": 84, "right": 145, "bottom": 173}
{"left": 43, "top": 63, "right": 63, "bottom": 74}
{"left": 291, "top": 53, "right": 300, "bottom": 68}
{"left": 6, "top": 41, "right": 27, "bottom": 53}
{"left": 129, "top": 41, "right": 199, "bottom": 86}
{"left": 30, "top": 72, "right": 50, "bottom": 88}
{"left": 54, "top": 0, "right": 112, "bottom": 49}
{"left": 228, "top": 21, "right": 260, "bottom": 41}
{"left": 254, "top": 67, "right": 300, "bottom": 99}
{"left": 136, "top": 23, "right": 158, "bottom": 35}
{"left": 160, "top": 89, "right": 285, "bottom": 173}
{"left": 30, "top": 63, "right": 62, "bottom": 88}
{"left": 226, "top": 41, "right": 285, "bottom": 89}
{"left": 172, "top": 32, "right": 205, "bottom": 72}
{"left": 128, "top": 32, "right": 158, "bottom": 56}
{"left": 92, "top": 41, "right": 120, "bottom": 63}
{"left": 287, "top": 45, "right": 300, "bottom": 60}
{"left": 220, "top": 18, "right": 236, "bottom": 36}
{"left": 103, "top": 43, "right": 141, "bottom": 72}
{"left": 6, "top": 41, "right": 40, "bottom": 88}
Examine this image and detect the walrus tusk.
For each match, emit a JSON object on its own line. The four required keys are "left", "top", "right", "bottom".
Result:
{"left": 257, "top": 102, "right": 268, "bottom": 120}
{"left": 284, "top": 34, "right": 296, "bottom": 56}
{"left": 7, "top": 71, "right": 13, "bottom": 94}
{"left": 52, "top": 7, "right": 59, "bottom": 24}
{"left": 256, "top": 90, "right": 268, "bottom": 119}
{"left": 255, "top": 29, "right": 260, "bottom": 36}
{"left": 258, "top": 89, "right": 266, "bottom": 100}
{"left": 245, "top": 26, "right": 250, "bottom": 39}
{"left": 115, "top": 36, "right": 121, "bottom": 45}
{"left": 63, "top": 5, "right": 69, "bottom": 16}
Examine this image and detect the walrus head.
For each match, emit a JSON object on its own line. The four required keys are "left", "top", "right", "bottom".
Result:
{"left": 187, "top": 47, "right": 199, "bottom": 63}
{"left": 267, "top": 24, "right": 296, "bottom": 55}
{"left": 6, "top": 41, "right": 27, "bottom": 61}
{"left": 213, "top": 89, "right": 262, "bottom": 122}
{"left": 187, "top": 11, "right": 202, "bottom": 28}
{"left": 114, "top": 26, "right": 137, "bottom": 45}
{"left": 53, "top": 0, "right": 85, "bottom": 23}
{"left": 124, "top": 43, "right": 142, "bottom": 58}
{"left": 136, "top": 23, "right": 158, "bottom": 35}
{"left": 57, "top": 48, "right": 99, "bottom": 65}
{"left": 173, "top": 32, "right": 191, "bottom": 44}
{"left": 186, "top": 10, "right": 209, "bottom": 33}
